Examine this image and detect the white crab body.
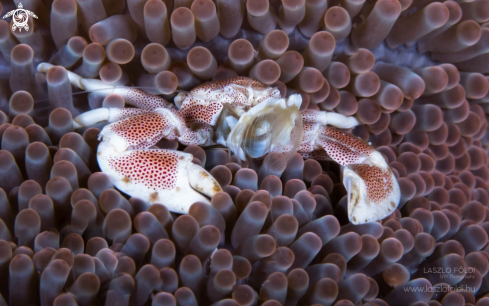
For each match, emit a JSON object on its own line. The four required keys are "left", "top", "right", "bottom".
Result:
{"left": 38, "top": 62, "right": 401, "bottom": 223}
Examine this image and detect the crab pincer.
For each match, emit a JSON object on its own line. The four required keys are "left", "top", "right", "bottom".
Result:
{"left": 97, "top": 142, "right": 222, "bottom": 214}
{"left": 96, "top": 119, "right": 221, "bottom": 213}
{"left": 74, "top": 107, "right": 221, "bottom": 214}
{"left": 299, "top": 110, "right": 400, "bottom": 224}
{"left": 322, "top": 126, "right": 400, "bottom": 224}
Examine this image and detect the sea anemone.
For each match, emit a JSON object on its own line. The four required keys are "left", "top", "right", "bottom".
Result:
{"left": 0, "top": 0, "right": 489, "bottom": 305}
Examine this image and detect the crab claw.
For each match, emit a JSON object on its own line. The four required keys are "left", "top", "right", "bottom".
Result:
{"left": 97, "top": 139, "right": 222, "bottom": 214}
{"left": 312, "top": 126, "right": 400, "bottom": 224}
{"left": 343, "top": 153, "right": 400, "bottom": 225}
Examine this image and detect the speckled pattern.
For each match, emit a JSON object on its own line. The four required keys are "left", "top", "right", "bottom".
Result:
{"left": 298, "top": 125, "right": 374, "bottom": 165}
{"left": 351, "top": 164, "right": 395, "bottom": 204}
{"left": 110, "top": 108, "right": 153, "bottom": 122}
{"left": 191, "top": 76, "right": 270, "bottom": 93}
{"left": 321, "top": 126, "right": 374, "bottom": 157}
{"left": 120, "top": 88, "right": 172, "bottom": 109}
{"left": 108, "top": 112, "right": 175, "bottom": 149}
{"left": 184, "top": 77, "right": 282, "bottom": 115}
{"left": 180, "top": 100, "right": 223, "bottom": 125}
{"left": 108, "top": 150, "right": 179, "bottom": 190}
{"left": 319, "top": 137, "right": 366, "bottom": 166}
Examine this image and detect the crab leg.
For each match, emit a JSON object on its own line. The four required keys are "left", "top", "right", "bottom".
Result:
{"left": 300, "top": 110, "right": 360, "bottom": 129}
{"left": 72, "top": 108, "right": 153, "bottom": 129}
{"left": 299, "top": 112, "right": 400, "bottom": 224}
{"left": 74, "top": 106, "right": 212, "bottom": 146}
{"left": 37, "top": 62, "right": 172, "bottom": 110}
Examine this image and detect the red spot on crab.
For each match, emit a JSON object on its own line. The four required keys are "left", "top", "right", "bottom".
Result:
{"left": 108, "top": 151, "right": 180, "bottom": 191}
{"left": 351, "top": 164, "right": 394, "bottom": 203}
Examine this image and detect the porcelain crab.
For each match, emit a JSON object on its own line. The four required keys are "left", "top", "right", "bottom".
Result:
{"left": 38, "top": 63, "right": 400, "bottom": 224}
